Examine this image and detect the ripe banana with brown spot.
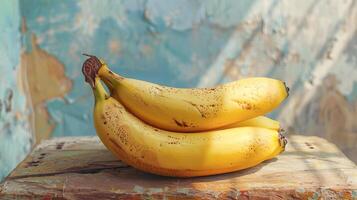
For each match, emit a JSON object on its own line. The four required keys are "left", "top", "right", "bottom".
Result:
{"left": 90, "top": 77, "right": 287, "bottom": 177}
{"left": 83, "top": 56, "right": 289, "bottom": 132}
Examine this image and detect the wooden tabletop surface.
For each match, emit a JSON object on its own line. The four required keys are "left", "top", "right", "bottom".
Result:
{"left": 1, "top": 135, "right": 357, "bottom": 199}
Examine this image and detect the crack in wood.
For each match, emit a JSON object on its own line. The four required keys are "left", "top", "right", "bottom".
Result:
{"left": 8, "top": 166, "right": 130, "bottom": 180}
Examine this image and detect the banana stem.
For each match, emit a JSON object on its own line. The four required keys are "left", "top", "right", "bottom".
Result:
{"left": 93, "top": 77, "right": 108, "bottom": 103}
{"left": 98, "top": 64, "right": 123, "bottom": 90}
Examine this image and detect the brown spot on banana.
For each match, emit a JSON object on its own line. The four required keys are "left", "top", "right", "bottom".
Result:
{"left": 167, "top": 141, "right": 180, "bottom": 145}
{"left": 182, "top": 121, "right": 188, "bottom": 127}
{"left": 100, "top": 114, "right": 106, "bottom": 120}
{"left": 232, "top": 99, "right": 254, "bottom": 110}
{"left": 182, "top": 100, "right": 207, "bottom": 118}
{"left": 132, "top": 93, "right": 149, "bottom": 106}
{"left": 173, "top": 119, "right": 191, "bottom": 127}
{"left": 117, "top": 125, "right": 129, "bottom": 145}
{"left": 173, "top": 119, "right": 184, "bottom": 127}
{"left": 167, "top": 135, "right": 180, "bottom": 140}
{"left": 139, "top": 149, "right": 159, "bottom": 165}
{"left": 154, "top": 86, "right": 163, "bottom": 91}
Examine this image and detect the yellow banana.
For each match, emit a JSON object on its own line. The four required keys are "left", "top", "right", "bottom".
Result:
{"left": 88, "top": 58, "right": 288, "bottom": 132}
{"left": 91, "top": 77, "right": 287, "bottom": 177}
{"left": 221, "top": 116, "right": 280, "bottom": 130}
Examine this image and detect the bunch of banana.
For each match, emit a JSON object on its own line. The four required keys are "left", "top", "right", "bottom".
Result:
{"left": 82, "top": 54, "right": 288, "bottom": 177}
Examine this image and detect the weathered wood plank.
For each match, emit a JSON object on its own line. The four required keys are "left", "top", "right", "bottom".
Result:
{"left": 1, "top": 135, "right": 357, "bottom": 199}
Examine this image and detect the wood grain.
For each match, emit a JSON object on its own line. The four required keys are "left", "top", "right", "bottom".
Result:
{"left": 1, "top": 135, "right": 356, "bottom": 199}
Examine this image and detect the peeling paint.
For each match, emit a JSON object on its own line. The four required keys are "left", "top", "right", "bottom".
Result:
{"left": 0, "top": 0, "right": 32, "bottom": 181}
{"left": 144, "top": 0, "right": 205, "bottom": 31}
{"left": 20, "top": 27, "right": 72, "bottom": 142}
{"left": 352, "top": 190, "right": 357, "bottom": 199}
{"left": 4, "top": 89, "right": 13, "bottom": 113}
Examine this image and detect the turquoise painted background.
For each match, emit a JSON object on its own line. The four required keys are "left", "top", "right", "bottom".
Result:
{"left": 0, "top": 0, "right": 32, "bottom": 181}
{"left": 0, "top": 0, "right": 356, "bottom": 180}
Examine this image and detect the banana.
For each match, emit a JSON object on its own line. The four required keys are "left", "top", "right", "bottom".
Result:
{"left": 220, "top": 116, "right": 280, "bottom": 130}
{"left": 82, "top": 56, "right": 289, "bottom": 132}
{"left": 91, "top": 77, "right": 287, "bottom": 177}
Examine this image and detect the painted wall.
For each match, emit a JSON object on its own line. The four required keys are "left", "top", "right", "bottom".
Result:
{"left": 0, "top": 0, "right": 356, "bottom": 180}
{"left": 0, "top": 0, "right": 32, "bottom": 180}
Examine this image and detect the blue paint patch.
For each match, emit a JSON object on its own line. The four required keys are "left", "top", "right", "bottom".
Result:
{"left": 20, "top": 0, "right": 79, "bottom": 35}
{"left": 0, "top": 0, "right": 31, "bottom": 181}
{"left": 352, "top": 190, "right": 357, "bottom": 199}
{"left": 347, "top": 82, "right": 357, "bottom": 102}
{"left": 205, "top": 0, "right": 256, "bottom": 27}
{"left": 145, "top": 0, "right": 205, "bottom": 31}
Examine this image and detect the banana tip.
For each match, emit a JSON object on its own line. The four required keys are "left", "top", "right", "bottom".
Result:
{"left": 278, "top": 129, "right": 288, "bottom": 150}
{"left": 283, "top": 81, "right": 290, "bottom": 97}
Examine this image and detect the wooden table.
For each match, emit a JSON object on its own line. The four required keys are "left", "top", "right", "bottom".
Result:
{"left": 1, "top": 135, "right": 356, "bottom": 199}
